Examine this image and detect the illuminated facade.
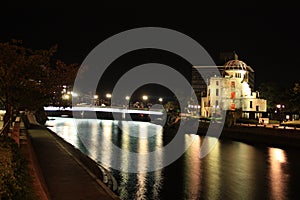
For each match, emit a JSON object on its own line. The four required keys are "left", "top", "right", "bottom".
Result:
{"left": 198, "top": 58, "right": 267, "bottom": 119}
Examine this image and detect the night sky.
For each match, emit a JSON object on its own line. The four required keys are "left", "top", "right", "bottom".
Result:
{"left": 1, "top": 1, "right": 299, "bottom": 96}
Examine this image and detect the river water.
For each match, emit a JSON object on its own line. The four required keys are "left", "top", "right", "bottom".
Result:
{"left": 45, "top": 117, "right": 300, "bottom": 200}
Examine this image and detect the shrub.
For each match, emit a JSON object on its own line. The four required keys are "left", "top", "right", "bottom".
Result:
{"left": 0, "top": 136, "right": 35, "bottom": 200}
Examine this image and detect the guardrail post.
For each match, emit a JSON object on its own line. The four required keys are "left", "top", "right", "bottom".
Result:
{"left": 11, "top": 117, "right": 21, "bottom": 147}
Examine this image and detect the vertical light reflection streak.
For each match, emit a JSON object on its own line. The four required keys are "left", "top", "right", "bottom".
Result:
{"left": 119, "top": 121, "right": 130, "bottom": 200}
{"left": 50, "top": 118, "right": 79, "bottom": 148}
{"left": 100, "top": 120, "right": 113, "bottom": 169}
{"left": 184, "top": 134, "right": 201, "bottom": 199}
{"left": 136, "top": 123, "right": 149, "bottom": 200}
{"left": 152, "top": 125, "right": 163, "bottom": 200}
{"left": 88, "top": 120, "right": 99, "bottom": 160}
{"left": 225, "top": 143, "right": 255, "bottom": 199}
{"left": 205, "top": 138, "right": 220, "bottom": 199}
{"left": 268, "top": 147, "right": 288, "bottom": 200}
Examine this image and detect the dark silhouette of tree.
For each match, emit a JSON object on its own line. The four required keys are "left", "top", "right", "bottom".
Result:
{"left": 0, "top": 40, "right": 78, "bottom": 134}
{"left": 258, "top": 81, "right": 286, "bottom": 110}
{"left": 287, "top": 82, "right": 300, "bottom": 113}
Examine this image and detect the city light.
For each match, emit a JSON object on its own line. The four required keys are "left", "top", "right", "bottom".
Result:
{"left": 62, "top": 94, "right": 70, "bottom": 100}
{"left": 142, "top": 95, "right": 148, "bottom": 101}
{"left": 106, "top": 93, "right": 112, "bottom": 98}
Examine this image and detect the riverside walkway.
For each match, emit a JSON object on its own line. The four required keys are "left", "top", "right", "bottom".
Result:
{"left": 26, "top": 123, "right": 120, "bottom": 200}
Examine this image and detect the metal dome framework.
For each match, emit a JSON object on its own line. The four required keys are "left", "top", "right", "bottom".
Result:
{"left": 224, "top": 59, "right": 248, "bottom": 71}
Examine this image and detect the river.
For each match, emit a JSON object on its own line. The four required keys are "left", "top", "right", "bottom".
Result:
{"left": 45, "top": 117, "right": 300, "bottom": 200}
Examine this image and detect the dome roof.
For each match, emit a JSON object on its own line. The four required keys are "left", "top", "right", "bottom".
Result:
{"left": 224, "top": 59, "right": 248, "bottom": 71}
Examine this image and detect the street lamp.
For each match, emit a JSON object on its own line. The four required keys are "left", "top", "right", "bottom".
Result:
{"left": 62, "top": 94, "right": 70, "bottom": 100}
{"left": 125, "top": 96, "right": 130, "bottom": 108}
{"left": 106, "top": 93, "right": 112, "bottom": 98}
{"left": 142, "top": 95, "right": 148, "bottom": 101}
{"left": 158, "top": 97, "right": 163, "bottom": 103}
{"left": 142, "top": 95, "right": 149, "bottom": 109}
{"left": 106, "top": 93, "right": 112, "bottom": 106}
{"left": 93, "top": 95, "right": 99, "bottom": 106}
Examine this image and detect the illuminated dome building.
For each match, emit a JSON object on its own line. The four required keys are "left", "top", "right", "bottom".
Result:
{"left": 200, "top": 55, "right": 267, "bottom": 119}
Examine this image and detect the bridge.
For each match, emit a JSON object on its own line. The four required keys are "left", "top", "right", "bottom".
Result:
{"left": 44, "top": 106, "right": 164, "bottom": 122}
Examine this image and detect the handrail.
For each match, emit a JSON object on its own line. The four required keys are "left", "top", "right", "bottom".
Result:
{"left": 0, "top": 121, "right": 10, "bottom": 136}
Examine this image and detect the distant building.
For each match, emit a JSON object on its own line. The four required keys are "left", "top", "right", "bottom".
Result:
{"left": 192, "top": 52, "right": 255, "bottom": 100}
{"left": 191, "top": 53, "right": 267, "bottom": 119}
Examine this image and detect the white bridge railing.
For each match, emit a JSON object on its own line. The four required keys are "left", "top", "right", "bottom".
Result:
{"left": 44, "top": 106, "right": 164, "bottom": 115}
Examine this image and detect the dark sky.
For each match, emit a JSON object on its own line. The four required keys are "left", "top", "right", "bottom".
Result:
{"left": 1, "top": 1, "right": 300, "bottom": 95}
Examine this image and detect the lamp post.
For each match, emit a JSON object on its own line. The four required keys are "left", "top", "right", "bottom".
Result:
{"left": 158, "top": 97, "right": 163, "bottom": 104}
{"left": 142, "top": 95, "right": 148, "bottom": 109}
{"left": 276, "top": 104, "right": 285, "bottom": 121}
{"left": 93, "top": 95, "right": 99, "bottom": 106}
{"left": 125, "top": 96, "right": 130, "bottom": 109}
{"left": 106, "top": 93, "right": 112, "bottom": 106}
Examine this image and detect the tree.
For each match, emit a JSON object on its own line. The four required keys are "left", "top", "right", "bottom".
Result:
{"left": 258, "top": 81, "right": 286, "bottom": 110}
{"left": 287, "top": 82, "right": 300, "bottom": 113}
{"left": 45, "top": 60, "right": 79, "bottom": 108}
{"left": 0, "top": 40, "right": 78, "bottom": 134}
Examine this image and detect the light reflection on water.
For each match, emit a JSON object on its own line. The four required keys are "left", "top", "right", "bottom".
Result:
{"left": 46, "top": 117, "right": 300, "bottom": 200}
{"left": 268, "top": 148, "right": 288, "bottom": 200}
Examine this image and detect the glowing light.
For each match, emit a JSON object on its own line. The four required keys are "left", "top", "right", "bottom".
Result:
{"left": 93, "top": 95, "right": 99, "bottom": 99}
{"left": 125, "top": 96, "right": 130, "bottom": 100}
{"left": 106, "top": 93, "right": 112, "bottom": 98}
{"left": 142, "top": 95, "right": 148, "bottom": 101}
{"left": 158, "top": 97, "right": 163, "bottom": 102}
{"left": 62, "top": 94, "right": 70, "bottom": 100}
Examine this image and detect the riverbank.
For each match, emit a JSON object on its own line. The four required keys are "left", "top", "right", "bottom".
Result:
{"left": 194, "top": 121, "right": 300, "bottom": 149}
{"left": 221, "top": 125, "right": 300, "bottom": 149}
{"left": 164, "top": 116, "right": 300, "bottom": 149}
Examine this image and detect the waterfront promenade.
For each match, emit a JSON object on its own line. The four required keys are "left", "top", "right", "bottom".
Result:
{"left": 1, "top": 118, "right": 120, "bottom": 200}
{"left": 27, "top": 125, "right": 120, "bottom": 200}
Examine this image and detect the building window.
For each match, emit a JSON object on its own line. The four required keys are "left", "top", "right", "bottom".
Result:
{"left": 235, "top": 73, "right": 241, "bottom": 78}
{"left": 230, "top": 103, "right": 235, "bottom": 110}
{"left": 216, "top": 81, "right": 219, "bottom": 86}
{"left": 208, "top": 89, "right": 210, "bottom": 96}
{"left": 242, "top": 112, "right": 249, "bottom": 119}
{"left": 216, "top": 100, "right": 219, "bottom": 106}
{"left": 250, "top": 101, "right": 253, "bottom": 108}
{"left": 231, "top": 81, "right": 235, "bottom": 88}
{"left": 230, "top": 92, "right": 236, "bottom": 99}
{"left": 216, "top": 88, "right": 219, "bottom": 96}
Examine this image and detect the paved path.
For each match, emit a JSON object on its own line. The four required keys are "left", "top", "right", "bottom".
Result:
{"left": 27, "top": 126, "right": 120, "bottom": 200}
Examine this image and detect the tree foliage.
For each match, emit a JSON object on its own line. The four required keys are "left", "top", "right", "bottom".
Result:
{"left": 258, "top": 81, "right": 300, "bottom": 114}
{"left": 287, "top": 82, "right": 300, "bottom": 113}
{"left": 0, "top": 39, "right": 79, "bottom": 132}
{"left": 258, "top": 81, "right": 286, "bottom": 109}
